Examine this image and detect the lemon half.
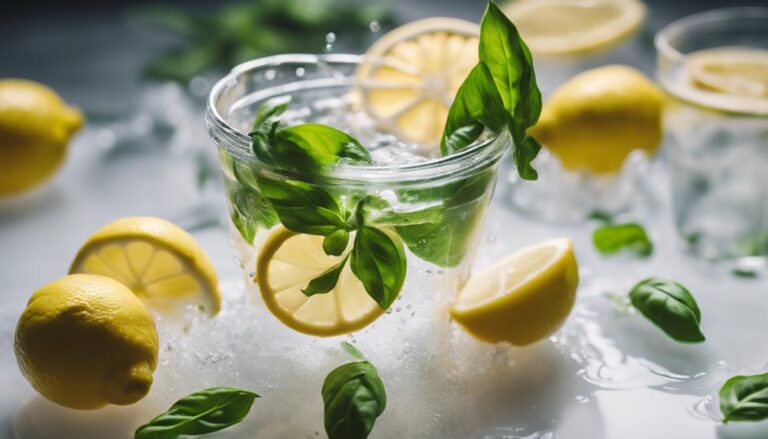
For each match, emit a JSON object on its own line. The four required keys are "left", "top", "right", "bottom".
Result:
{"left": 256, "top": 227, "right": 383, "bottom": 337}
{"left": 357, "top": 17, "right": 479, "bottom": 150}
{"left": 503, "top": 0, "right": 646, "bottom": 56}
{"left": 451, "top": 238, "right": 579, "bottom": 346}
{"left": 69, "top": 217, "right": 221, "bottom": 316}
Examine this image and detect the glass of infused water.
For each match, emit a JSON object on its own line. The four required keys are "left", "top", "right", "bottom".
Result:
{"left": 206, "top": 54, "right": 508, "bottom": 337}
{"left": 656, "top": 8, "right": 768, "bottom": 266}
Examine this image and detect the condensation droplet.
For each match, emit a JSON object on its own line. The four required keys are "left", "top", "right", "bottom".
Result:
{"left": 264, "top": 69, "right": 276, "bottom": 80}
{"left": 369, "top": 21, "right": 381, "bottom": 33}
{"left": 325, "top": 32, "right": 336, "bottom": 43}
{"left": 295, "top": 67, "right": 306, "bottom": 78}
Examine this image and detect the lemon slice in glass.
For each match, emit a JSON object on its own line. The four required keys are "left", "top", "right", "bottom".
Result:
{"left": 503, "top": 0, "right": 646, "bottom": 55}
{"left": 69, "top": 217, "right": 221, "bottom": 316}
{"left": 687, "top": 48, "right": 768, "bottom": 98}
{"left": 451, "top": 238, "right": 579, "bottom": 346}
{"left": 255, "top": 227, "right": 383, "bottom": 337}
{"left": 357, "top": 17, "right": 480, "bottom": 150}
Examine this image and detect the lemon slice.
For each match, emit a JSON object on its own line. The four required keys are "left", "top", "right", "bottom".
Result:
{"left": 503, "top": 0, "right": 645, "bottom": 55}
{"left": 256, "top": 227, "right": 383, "bottom": 337}
{"left": 451, "top": 238, "right": 578, "bottom": 346}
{"left": 687, "top": 48, "right": 768, "bottom": 98}
{"left": 357, "top": 17, "right": 480, "bottom": 150}
{"left": 69, "top": 217, "right": 221, "bottom": 316}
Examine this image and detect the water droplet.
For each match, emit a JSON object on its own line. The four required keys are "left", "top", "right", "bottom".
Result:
{"left": 369, "top": 21, "right": 381, "bottom": 33}
{"left": 575, "top": 395, "right": 590, "bottom": 404}
{"left": 325, "top": 32, "right": 336, "bottom": 43}
{"left": 295, "top": 67, "right": 306, "bottom": 78}
{"left": 264, "top": 69, "right": 276, "bottom": 80}
{"left": 486, "top": 234, "right": 497, "bottom": 243}
{"left": 323, "top": 43, "right": 333, "bottom": 53}
{"left": 395, "top": 307, "right": 401, "bottom": 312}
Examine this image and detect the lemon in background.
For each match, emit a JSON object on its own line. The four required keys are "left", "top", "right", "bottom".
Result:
{"left": 15, "top": 274, "right": 159, "bottom": 410}
{"left": 531, "top": 65, "right": 664, "bottom": 174}
{"left": 0, "top": 79, "right": 83, "bottom": 196}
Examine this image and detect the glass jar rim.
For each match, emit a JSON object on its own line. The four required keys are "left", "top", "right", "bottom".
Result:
{"left": 655, "top": 7, "right": 768, "bottom": 61}
{"left": 206, "top": 53, "right": 508, "bottom": 185}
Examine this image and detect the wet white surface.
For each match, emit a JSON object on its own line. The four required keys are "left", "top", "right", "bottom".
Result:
{"left": 0, "top": 113, "right": 767, "bottom": 439}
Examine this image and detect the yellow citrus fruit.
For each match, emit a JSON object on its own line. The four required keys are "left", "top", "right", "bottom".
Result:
{"left": 0, "top": 79, "right": 83, "bottom": 196}
{"left": 503, "top": 0, "right": 646, "bottom": 56}
{"left": 531, "top": 65, "right": 664, "bottom": 174}
{"left": 451, "top": 238, "right": 578, "bottom": 346}
{"left": 14, "top": 274, "right": 159, "bottom": 410}
{"left": 688, "top": 48, "right": 768, "bottom": 98}
{"left": 256, "top": 227, "right": 384, "bottom": 337}
{"left": 69, "top": 217, "right": 221, "bottom": 316}
{"left": 357, "top": 17, "right": 479, "bottom": 149}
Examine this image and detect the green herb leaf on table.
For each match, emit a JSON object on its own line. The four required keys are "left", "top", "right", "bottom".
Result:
{"left": 629, "top": 277, "right": 705, "bottom": 343}
{"left": 303, "top": 255, "right": 350, "bottom": 296}
{"left": 322, "top": 361, "right": 386, "bottom": 439}
{"left": 258, "top": 178, "right": 346, "bottom": 235}
{"left": 719, "top": 372, "right": 768, "bottom": 423}
{"left": 134, "top": 387, "right": 258, "bottom": 439}
{"left": 323, "top": 229, "right": 350, "bottom": 256}
{"left": 441, "top": 63, "right": 507, "bottom": 155}
{"left": 593, "top": 223, "right": 654, "bottom": 257}
{"left": 350, "top": 227, "right": 407, "bottom": 310}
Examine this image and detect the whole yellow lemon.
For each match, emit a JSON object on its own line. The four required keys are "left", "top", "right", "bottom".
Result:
{"left": 0, "top": 79, "right": 83, "bottom": 196}
{"left": 531, "top": 65, "right": 664, "bottom": 175}
{"left": 14, "top": 274, "right": 159, "bottom": 410}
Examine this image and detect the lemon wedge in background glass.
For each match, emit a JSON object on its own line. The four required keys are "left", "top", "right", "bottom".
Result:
{"left": 357, "top": 17, "right": 479, "bottom": 150}
{"left": 503, "top": 0, "right": 645, "bottom": 56}
{"left": 531, "top": 65, "right": 664, "bottom": 174}
{"left": 15, "top": 274, "right": 158, "bottom": 410}
{"left": 451, "top": 238, "right": 578, "bottom": 346}
{"left": 0, "top": 79, "right": 83, "bottom": 196}
{"left": 69, "top": 217, "right": 221, "bottom": 316}
{"left": 687, "top": 48, "right": 768, "bottom": 98}
{"left": 256, "top": 227, "right": 384, "bottom": 337}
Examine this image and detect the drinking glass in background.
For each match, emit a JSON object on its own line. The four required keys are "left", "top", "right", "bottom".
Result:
{"left": 501, "top": 0, "right": 659, "bottom": 223}
{"left": 655, "top": 8, "right": 768, "bottom": 268}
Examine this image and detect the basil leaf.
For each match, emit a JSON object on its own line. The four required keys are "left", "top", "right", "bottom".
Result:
{"left": 134, "top": 387, "right": 258, "bottom": 439}
{"left": 395, "top": 171, "right": 494, "bottom": 267}
{"left": 594, "top": 223, "right": 653, "bottom": 257}
{"left": 302, "top": 255, "right": 349, "bottom": 296}
{"left": 720, "top": 372, "right": 768, "bottom": 423}
{"left": 322, "top": 361, "right": 386, "bottom": 439}
{"left": 225, "top": 180, "right": 279, "bottom": 244}
{"left": 440, "top": 62, "right": 507, "bottom": 155}
{"left": 258, "top": 178, "right": 346, "bottom": 235}
{"left": 341, "top": 342, "right": 366, "bottom": 361}
{"left": 250, "top": 96, "right": 292, "bottom": 164}
{"left": 350, "top": 227, "right": 406, "bottom": 310}
{"left": 629, "top": 278, "right": 705, "bottom": 343}
{"left": 323, "top": 229, "right": 350, "bottom": 256}
{"left": 513, "top": 134, "right": 541, "bottom": 180}
{"left": 267, "top": 123, "right": 372, "bottom": 171}
{"left": 479, "top": 2, "right": 542, "bottom": 128}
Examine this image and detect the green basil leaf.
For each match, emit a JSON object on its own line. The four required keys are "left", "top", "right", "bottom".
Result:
{"left": 440, "top": 62, "right": 507, "bottom": 155}
{"left": 350, "top": 227, "right": 406, "bottom": 310}
{"left": 322, "top": 361, "right": 386, "bottom": 439}
{"left": 134, "top": 387, "right": 258, "bottom": 439}
{"left": 258, "top": 178, "right": 345, "bottom": 235}
{"left": 593, "top": 223, "right": 653, "bottom": 257}
{"left": 479, "top": 2, "right": 542, "bottom": 128}
{"left": 323, "top": 229, "right": 350, "bottom": 256}
{"left": 395, "top": 171, "right": 494, "bottom": 267}
{"left": 720, "top": 372, "right": 768, "bottom": 423}
{"left": 302, "top": 255, "right": 349, "bottom": 296}
{"left": 341, "top": 342, "right": 366, "bottom": 361}
{"left": 629, "top": 277, "right": 705, "bottom": 343}
{"left": 225, "top": 180, "right": 279, "bottom": 244}
{"left": 267, "top": 123, "right": 372, "bottom": 171}
{"left": 512, "top": 134, "right": 541, "bottom": 180}
{"left": 250, "top": 96, "right": 292, "bottom": 164}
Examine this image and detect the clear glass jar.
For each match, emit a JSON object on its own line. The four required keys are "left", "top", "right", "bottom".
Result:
{"left": 655, "top": 8, "right": 768, "bottom": 265}
{"left": 206, "top": 54, "right": 509, "bottom": 335}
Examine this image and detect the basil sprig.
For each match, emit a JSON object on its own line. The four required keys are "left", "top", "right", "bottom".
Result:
{"left": 134, "top": 387, "right": 258, "bottom": 439}
{"left": 322, "top": 348, "right": 387, "bottom": 439}
{"left": 441, "top": 1, "right": 543, "bottom": 180}
{"left": 719, "top": 372, "right": 768, "bottom": 423}
{"left": 593, "top": 223, "right": 653, "bottom": 257}
{"left": 629, "top": 278, "right": 705, "bottom": 343}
